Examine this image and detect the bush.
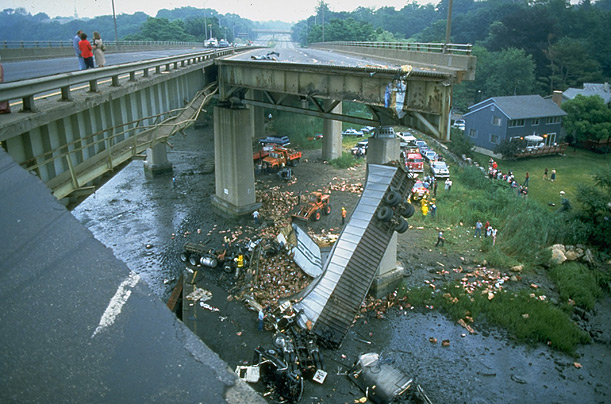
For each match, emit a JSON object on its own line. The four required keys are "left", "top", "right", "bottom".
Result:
{"left": 330, "top": 152, "right": 358, "bottom": 169}
{"left": 549, "top": 262, "right": 601, "bottom": 310}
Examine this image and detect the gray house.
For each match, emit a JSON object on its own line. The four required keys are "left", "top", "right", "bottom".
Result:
{"left": 463, "top": 95, "right": 567, "bottom": 152}
{"left": 562, "top": 83, "right": 611, "bottom": 105}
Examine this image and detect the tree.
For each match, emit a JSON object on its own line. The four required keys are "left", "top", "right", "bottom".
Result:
{"left": 494, "top": 138, "right": 525, "bottom": 159}
{"left": 545, "top": 37, "right": 603, "bottom": 91}
{"left": 575, "top": 165, "right": 611, "bottom": 250}
{"left": 449, "top": 129, "right": 475, "bottom": 158}
{"left": 562, "top": 95, "right": 611, "bottom": 144}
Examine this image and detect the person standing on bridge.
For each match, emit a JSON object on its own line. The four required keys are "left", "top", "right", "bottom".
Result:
{"left": 73, "top": 30, "right": 86, "bottom": 70}
{"left": 92, "top": 32, "right": 106, "bottom": 68}
{"left": 78, "top": 33, "right": 95, "bottom": 70}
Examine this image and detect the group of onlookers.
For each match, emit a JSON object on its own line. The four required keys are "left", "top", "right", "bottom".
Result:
{"left": 73, "top": 30, "right": 106, "bottom": 70}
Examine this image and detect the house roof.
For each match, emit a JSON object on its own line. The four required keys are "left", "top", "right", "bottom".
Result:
{"left": 467, "top": 95, "right": 567, "bottom": 119}
{"left": 563, "top": 83, "right": 611, "bottom": 105}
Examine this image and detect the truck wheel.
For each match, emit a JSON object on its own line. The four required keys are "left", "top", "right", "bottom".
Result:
{"left": 313, "top": 210, "right": 321, "bottom": 221}
{"left": 179, "top": 252, "right": 189, "bottom": 262}
{"left": 385, "top": 190, "right": 401, "bottom": 206}
{"left": 223, "top": 263, "right": 233, "bottom": 273}
{"left": 291, "top": 159, "right": 300, "bottom": 167}
{"left": 376, "top": 206, "right": 393, "bottom": 221}
{"left": 401, "top": 202, "right": 415, "bottom": 218}
{"left": 395, "top": 218, "right": 409, "bottom": 233}
{"left": 188, "top": 255, "right": 199, "bottom": 266}
{"left": 324, "top": 205, "right": 331, "bottom": 215}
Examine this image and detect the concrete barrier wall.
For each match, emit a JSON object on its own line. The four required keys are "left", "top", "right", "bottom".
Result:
{"left": 0, "top": 45, "right": 202, "bottom": 61}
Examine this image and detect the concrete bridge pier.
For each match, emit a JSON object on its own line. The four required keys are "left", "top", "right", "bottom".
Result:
{"left": 322, "top": 101, "right": 342, "bottom": 161}
{"left": 249, "top": 90, "right": 265, "bottom": 140}
{"left": 211, "top": 105, "right": 260, "bottom": 217}
{"left": 367, "top": 136, "right": 404, "bottom": 298}
{"left": 144, "top": 143, "right": 173, "bottom": 178}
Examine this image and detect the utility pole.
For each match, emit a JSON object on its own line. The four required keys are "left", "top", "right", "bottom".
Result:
{"left": 204, "top": 3, "right": 208, "bottom": 42}
{"left": 111, "top": 0, "right": 119, "bottom": 49}
{"left": 444, "top": 0, "right": 453, "bottom": 53}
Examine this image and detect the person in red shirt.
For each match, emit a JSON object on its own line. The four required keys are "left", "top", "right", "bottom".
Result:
{"left": 78, "top": 33, "right": 94, "bottom": 69}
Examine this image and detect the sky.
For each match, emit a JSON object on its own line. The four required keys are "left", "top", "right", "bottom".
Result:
{"left": 3, "top": 0, "right": 437, "bottom": 23}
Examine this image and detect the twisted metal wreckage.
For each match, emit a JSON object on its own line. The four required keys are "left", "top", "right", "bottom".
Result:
{"left": 231, "top": 163, "right": 433, "bottom": 403}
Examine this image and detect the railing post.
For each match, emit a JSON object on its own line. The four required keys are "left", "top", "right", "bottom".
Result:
{"left": 89, "top": 79, "right": 99, "bottom": 92}
{"left": 60, "top": 86, "right": 72, "bottom": 101}
{"left": 22, "top": 95, "right": 35, "bottom": 112}
{"left": 129, "top": 72, "right": 136, "bottom": 82}
{"left": 111, "top": 75, "right": 120, "bottom": 87}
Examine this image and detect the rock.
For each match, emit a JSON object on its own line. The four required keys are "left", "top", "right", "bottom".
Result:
{"left": 511, "top": 374, "right": 527, "bottom": 384}
{"left": 583, "top": 249, "right": 595, "bottom": 265}
{"left": 551, "top": 244, "right": 566, "bottom": 253}
{"left": 510, "top": 275, "right": 518, "bottom": 282}
{"left": 511, "top": 265, "right": 523, "bottom": 273}
{"left": 565, "top": 250, "right": 578, "bottom": 261}
{"left": 550, "top": 248, "right": 567, "bottom": 265}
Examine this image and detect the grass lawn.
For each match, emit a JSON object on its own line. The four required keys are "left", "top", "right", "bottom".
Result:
{"left": 473, "top": 149, "right": 611, "bottom": 209}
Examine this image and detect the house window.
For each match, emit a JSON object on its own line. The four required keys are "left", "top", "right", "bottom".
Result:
{"left": 546, "top": 116, "right": 561, "bottom": 124}
{"left": 468, "top": 128, "right": 477, "bottom": 138}
{"left": 490, "top": 134, "right": 500, "bottom": 144}
{"left": 492, "top": 116, "right": 502, "bottom": 126}
{"left": 508, "top": 119, "right": 525, "bottom": 127}
{"left": 532, "top": 118, "right": 540, "bottom": 126}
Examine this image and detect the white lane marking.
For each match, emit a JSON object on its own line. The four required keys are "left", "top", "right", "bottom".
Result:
{"left": 91, "top": 272, "right": 140, "bottom": 338}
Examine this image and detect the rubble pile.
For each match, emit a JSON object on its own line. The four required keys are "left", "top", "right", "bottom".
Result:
{"left": 248, "top": 254, "right": 312, "bottom": 309}
{"left": 324, "top": 177, "right": 364, "bottom": 194}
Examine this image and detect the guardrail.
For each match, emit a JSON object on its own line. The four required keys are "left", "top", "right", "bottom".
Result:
{"left": 0, "top": 40, "right": 202, "bottom": 49}
{"left": 311, "top": 41, "right": 473, "bottom": 55}
{"left": 0, "top": 47, "right": 250, "bottom": 112}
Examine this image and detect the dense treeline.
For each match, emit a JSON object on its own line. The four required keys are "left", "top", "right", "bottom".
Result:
{"left": 0, "top": 7, "right": 285, "bottom": 44}
{"left": 292, "top": 0, "right": 611, "bottom": 107}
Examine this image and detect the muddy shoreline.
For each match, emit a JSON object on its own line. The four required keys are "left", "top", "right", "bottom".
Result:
{"left": 72, "top": 126, "right": 611, "bottom": 403}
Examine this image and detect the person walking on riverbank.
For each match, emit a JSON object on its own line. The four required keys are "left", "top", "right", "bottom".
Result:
{"left": 550, "top": 169, "right": 556, "bottom": 182}
{"left": 435, "top": 230, "right": 445, "bottom": 247}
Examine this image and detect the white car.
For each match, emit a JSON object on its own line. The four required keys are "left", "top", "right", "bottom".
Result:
{"left": 431, "top": 161, "right": 450, "bottom": 178}
{"left": 342, "top": 128, "right": 364, "bottom": 137}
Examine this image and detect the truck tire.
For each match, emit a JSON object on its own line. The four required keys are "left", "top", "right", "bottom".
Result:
{"left": 291, "top": 159, "right": 300, "bottom": 167}
{"left": 179, "top": 252, "right": 189, "bottom": 262}
{"left": 395, "top": 218, "right": 409, "bottom": 233}
{"left": 313, "top": 210, "right": 321, "bottom": 221}
{"left": 401, "top": 202, "right": 416, "bottom": 218}
{"left": 376, "top": 206, "right": 393, "bottom": 221}
{"left": 189, "top": 254, "right": 199, "bottom": 266}
{"left": 385, "top": 189, "right": 401, "bottom": 207}
{"left": 324, "top": 205, "right": 331, "bottom": 215}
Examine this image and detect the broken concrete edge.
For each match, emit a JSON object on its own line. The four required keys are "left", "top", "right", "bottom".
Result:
{"left": 370, "top": 262, "right": 406, "bottom": 298}
{"left": 144, "top": 161, "right": 173, "bottom": 178}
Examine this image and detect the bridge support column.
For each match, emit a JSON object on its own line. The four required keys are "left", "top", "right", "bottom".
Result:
{"left": 211, "top": 106, "right": 259, "bottom": 217}
{"left": 367, "top": 136, "right": 404, "bottom": 298}
{"left": 249, "top": 90, "right": 265, "bottom": 140}
{"left": 322, "top": 101, "right": 342, "bottom": 161}
{"left": 143, "top": 143, "right": 173, "bottom": 178}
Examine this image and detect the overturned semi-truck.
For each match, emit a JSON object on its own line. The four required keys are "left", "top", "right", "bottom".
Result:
{"left": 293, "top": 163, "right": 415, "bottom": 348}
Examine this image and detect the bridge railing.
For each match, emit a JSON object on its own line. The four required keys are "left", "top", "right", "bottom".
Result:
{"left": 0, "top": 48, "right": 243, "bottom": 113}
{"left": 0, "top": 40, "right": 203, "bottom": 49}
{"left": 311, "top": 41, "right": 473, "bottom": 55}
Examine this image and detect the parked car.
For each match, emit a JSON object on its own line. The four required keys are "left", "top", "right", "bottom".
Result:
{"left": 360, "top": 126, "right": 375, "bottom": 134}
{"left": 342, "top": 128, "right": 364, "bottom": 137}
{"left": 258, "top": 135, "right": 290, "bottom": 146}
{"left": 218, "top": 39, "right": 230, "bottom": 48}
{"left": 430, "top": 161, "right": 450, "bottom": 178}
{"left": 452, "top": 119, "right": 466, "bottom": 130}
{"left": 351, "top": 139, "right": 369, "bottom": 156}
{"left": 423, "top": 150, "right": 438, "bottom": 162}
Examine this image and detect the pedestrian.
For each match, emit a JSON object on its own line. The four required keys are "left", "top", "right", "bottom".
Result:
{"left": 91, "top": 31, "right": 106, "bottom": 68}
{"left": 444, "top": 178, "right": 452, "bottom": 191}
{"left": 73, "top": 29, "right": 85, "bottom": 70}
{"left": 474, "top": 220, "right": 482, "bottom": 238}
{"left": 258, "top": 309, "right": 264, "bottom": 331}
{"left": 433, "top": 181, "right": 438, "bottom": 197}
{"left": 0, "top": 55, "right": 10, "bottom": 114}
{"left": 78, "top": 33, "right": 95, "bottom": 69}
{"left": 253, "top": 210, "right": 259, "bottom": 225}
{"left": 430, "top": 202, "right": 436, "bottom": 218}
{"left": 492, "top": 228, "right": 497, "bottom": 246}
{"left": 486, "top": 225, "right": 493, "bottom": 238}
{"left": 543, "top": 168, "right": 548, "bottom": 180}
{"left": 524, "top": 171, "right": 530, "bottom": 187}
{"left": 550, "top": 169, "right": 556, "bottom": 182}
{"left": 435, "top": 230, "right": 445, "bottom": 247}
{"left": 172, "top": 176, "right": 176, "bottom": 188}
{"left": 341, "top": 206, "right": 346, "bottom": 225}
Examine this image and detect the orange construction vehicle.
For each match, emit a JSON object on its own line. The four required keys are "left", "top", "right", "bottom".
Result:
{"left": 292, "top": 191, "right": 331, "bottom": 221}
{"left": 262, "top": 147, "right": 302, "bottom": 171}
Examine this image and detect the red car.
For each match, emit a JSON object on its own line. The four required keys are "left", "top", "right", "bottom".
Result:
{"left": 410, "top": 180, "right": 429, "bottom": 201}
